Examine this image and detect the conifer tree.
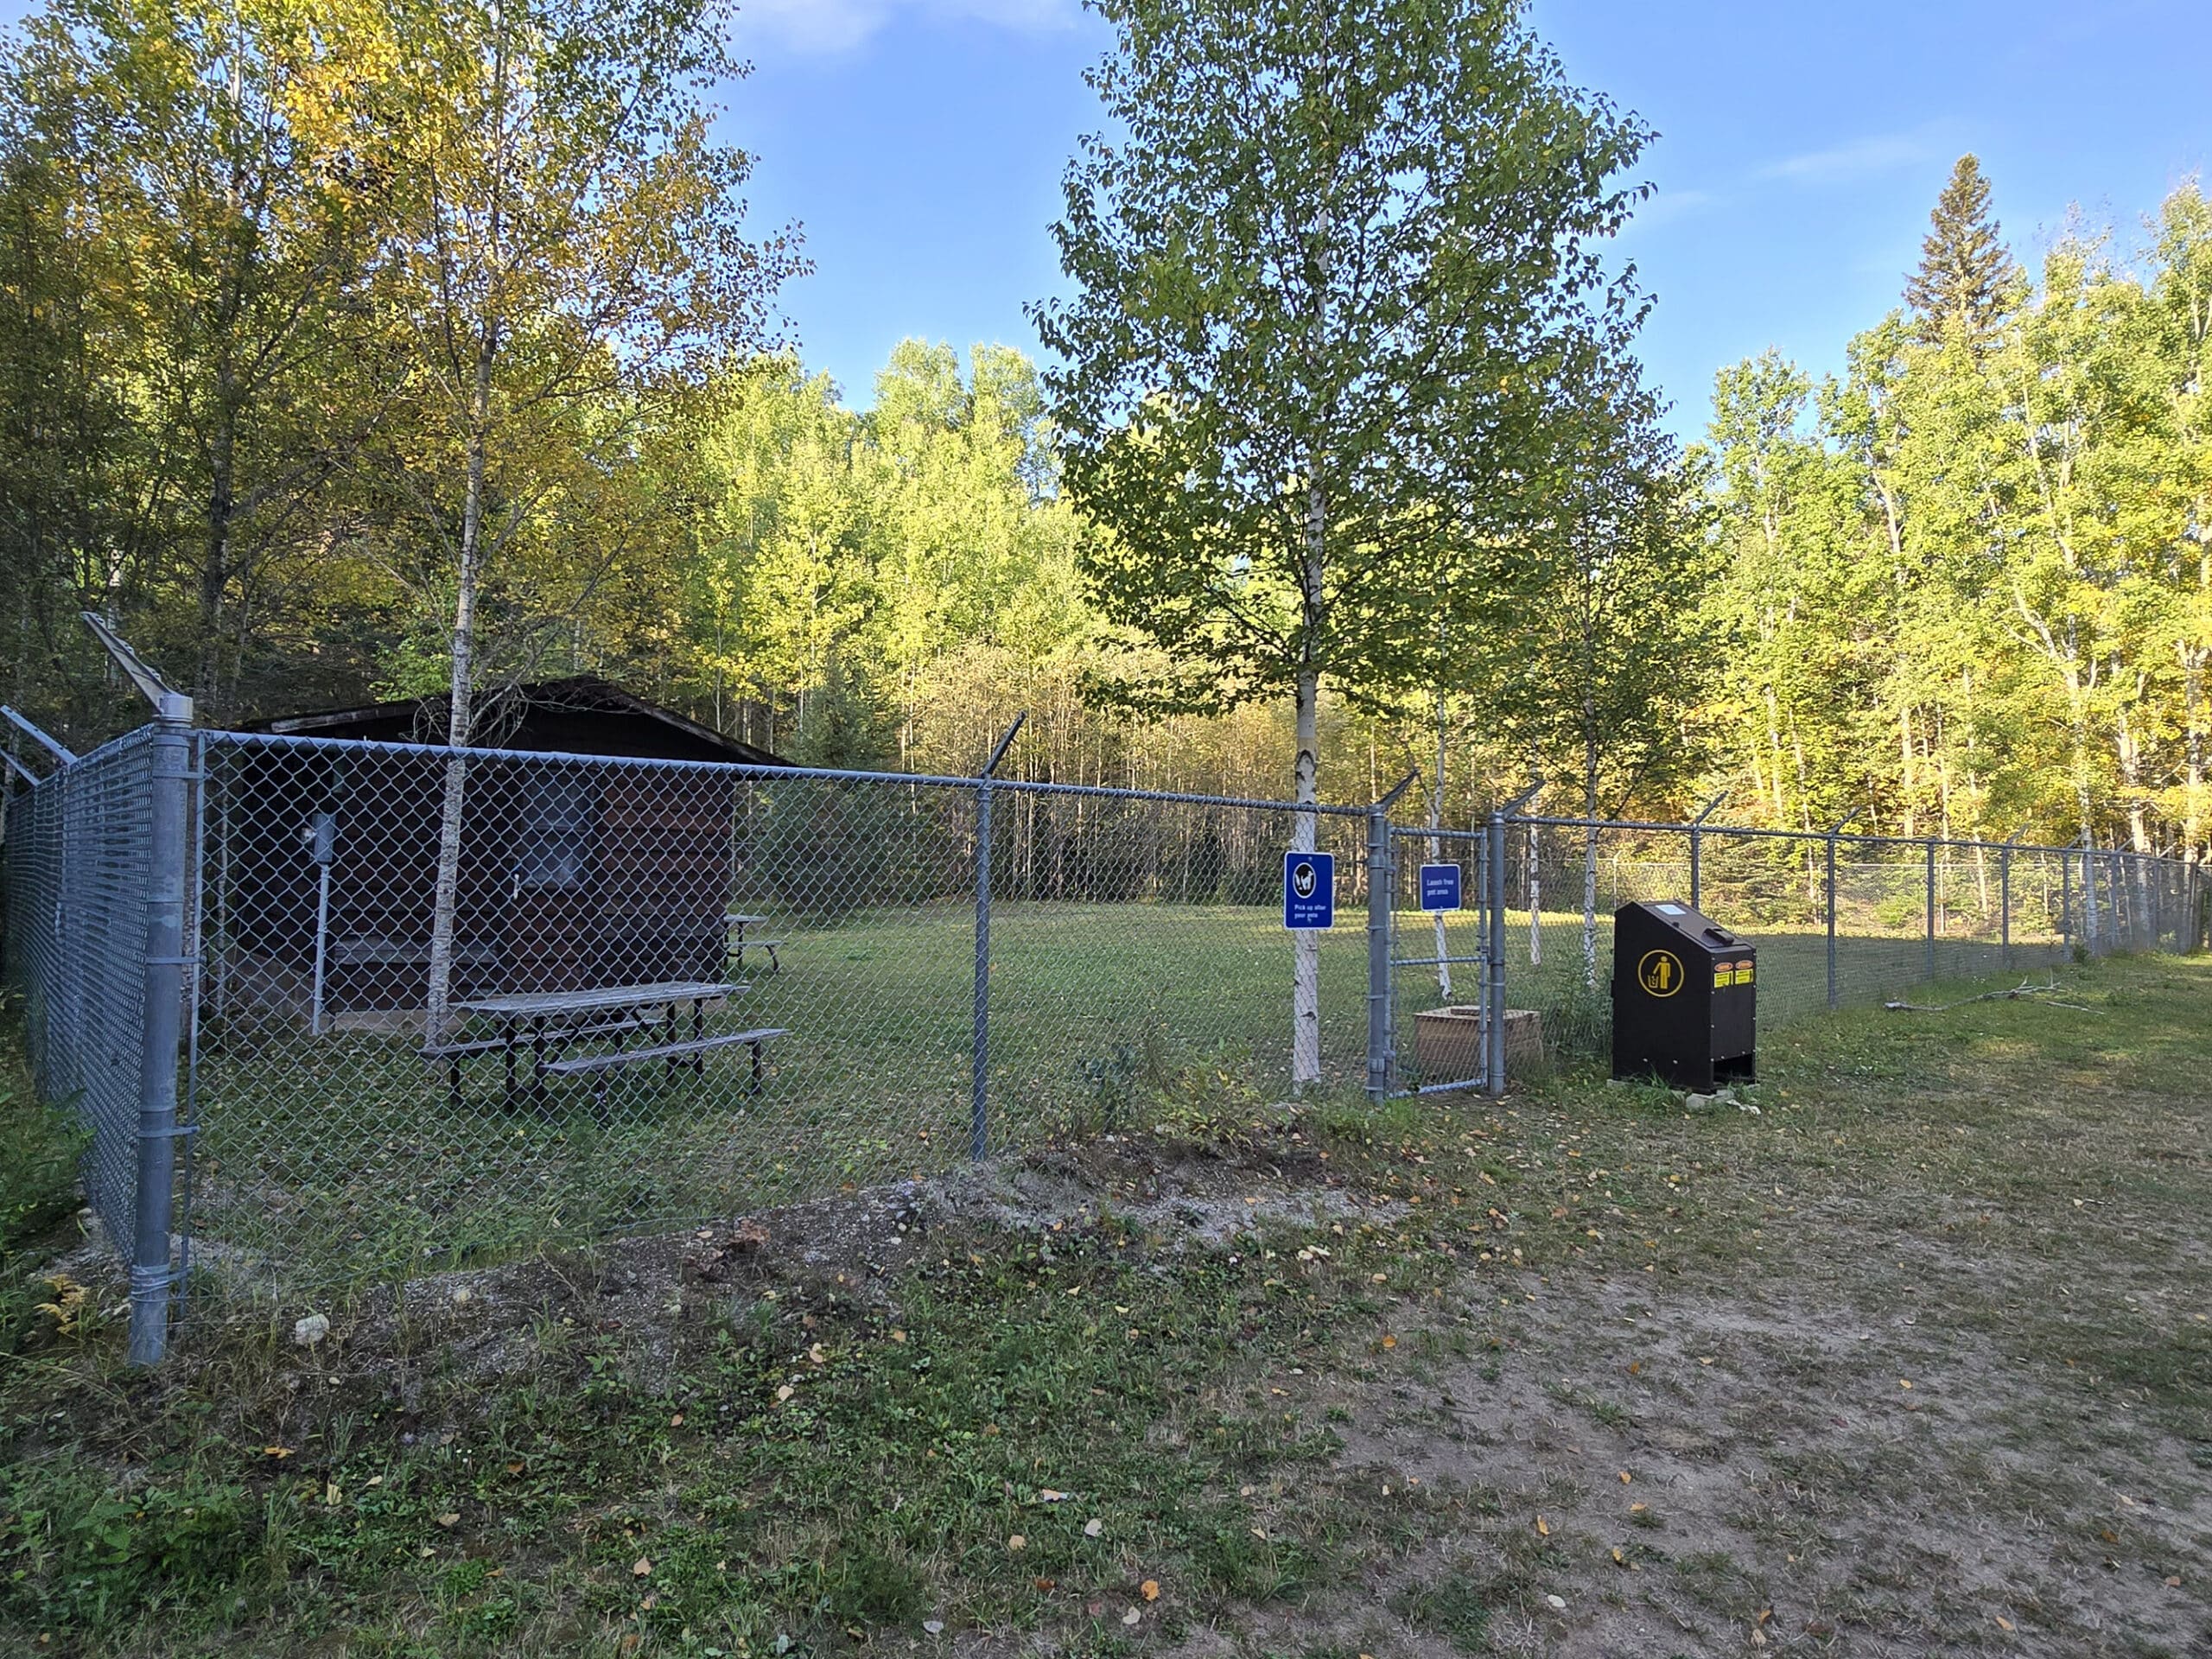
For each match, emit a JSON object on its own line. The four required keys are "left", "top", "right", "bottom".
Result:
{"left": 1904, "top": 154, "right": 2013, "bottom": 345}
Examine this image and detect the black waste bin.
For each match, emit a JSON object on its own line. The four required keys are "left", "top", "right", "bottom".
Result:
{"left": 1611, "top": 900, "right": 1756, "bottom": 1090}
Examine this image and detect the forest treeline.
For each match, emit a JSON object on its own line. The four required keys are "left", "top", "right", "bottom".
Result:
{"left": 0, "top": 0, "right": 2205, "bottom": 859}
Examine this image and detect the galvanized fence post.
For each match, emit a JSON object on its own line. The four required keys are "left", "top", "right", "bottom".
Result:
{"left": 130, "top": 693, "right": 194, "bottom": 1366}
{"left": 1924, "top": 837, "right": 1936, "bottom": 982}
{"left": 2061, "top": 849, "right": 2073, "bottom": 957}
{"left": 1824, "top": 810, "right": 1861, "bottom": 1011}
{"left": 1365, "top": 772, "right": 1417, "bottom": 1101}
{"left": 971, "top": 714, "right": 1026, "bottom": 1163}
{"left": 1999, "top": 838, "right": 2012, "bottom": 969}
{"left": 1484, "top": 785, "right": 1543, "bottom": 1095}
{"left": 1485, "top": 810, "right": 1508, "bottom": 1096}
{"left": 1688, "top": 791, "right": 1728, "bottom": 912}
{"left": 1827, "top": 834, "right": 1839, "bottom": 1009}
{"left": 2082, "top": 842, "right": 2101, "bottom": 956}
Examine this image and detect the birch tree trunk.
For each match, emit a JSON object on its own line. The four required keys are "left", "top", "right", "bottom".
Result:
{"left": 423, "top": 344, "right": 493, "bottom": 1041}
{"left": 1580, "top": 704, "right": 1599, "bottom": 988}
{"left": 1429, "top": 690, "right": 1451, "bottom": 1000}
{"left": 423, "top": 12, "right": 510, "bottom": 1045}
{"left": 1290, "top": 664, "right": 1322, "bottom": 1084}
{"left": 1289, "top": 475, "right": 1324, "bottom": 1088}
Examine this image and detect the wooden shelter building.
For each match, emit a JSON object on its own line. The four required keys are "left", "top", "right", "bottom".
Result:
{"left": 222, "top": 677, "right": 790, "bottom": 1016}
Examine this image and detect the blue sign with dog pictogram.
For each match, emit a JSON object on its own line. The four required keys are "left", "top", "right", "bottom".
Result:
{"left": 1282, "top": 850, "right": 1336, "bottom": 930}
{"left": 1419, "top": 862, "right": 1462, "bottom": 912}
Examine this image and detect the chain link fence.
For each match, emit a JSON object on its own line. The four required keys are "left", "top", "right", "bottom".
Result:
{"left": 1384, "top": 816, "right": 2200, "bottom": 1087}
{"left": 183, "top": 733, "right": 1376, "bottom": 1289}
{"left": 4, "top": 718, "right": 2205, "bottom": 1343}
{"left": 3, "top": 728, "right": 156, "bottom": 1243}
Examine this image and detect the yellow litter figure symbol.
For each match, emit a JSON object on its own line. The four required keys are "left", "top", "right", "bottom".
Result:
{"left": 1637, "top": 949, "right": 1684, "bottom": 998}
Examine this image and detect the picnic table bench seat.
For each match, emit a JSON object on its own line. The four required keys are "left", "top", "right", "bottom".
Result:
{"left": 540, "top": 1026, "right": 789, "bottom": 1108}
{"left": 420, "top": 1014, "right": 662, "bottom": 1096}
{"left": 724, "top": 914, "right": 785, "bottom": 975}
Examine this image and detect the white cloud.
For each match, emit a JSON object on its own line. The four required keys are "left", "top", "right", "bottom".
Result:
{"left": 1756, "top": 132, "right": 1932, "bottom": 185}
{"left": 734, "top": 0, "right": 1079, "bottom": 55}
{"left": 1623, "top": 186, "right": 1719, "bottom": 232}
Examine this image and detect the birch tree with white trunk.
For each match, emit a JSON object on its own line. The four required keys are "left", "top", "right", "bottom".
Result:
{"left": 1035, "top": 0, "right": 1650, "bottom": 1085}
{"left": 372, "top": 0, "right": 800, "bottom": 1039}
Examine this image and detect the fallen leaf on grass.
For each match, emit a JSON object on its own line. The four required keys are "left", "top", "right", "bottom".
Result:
{"left": 1033, "top": 1576, "right": 1056, "bottom": 1591}
{"left": 1899, "top": 1379, "right": 1913, "bottom": 1390}
{"left": 775, "top": 1384, "right": 795, "bottom": 1402}
{"left": 1381, "top": 1333, "right": 1397, "bottom": 1351}
{"left": 1141, "top": 1580, "right": 1160, "bottom": 1601}
{"left": 1007, "top": 1535, "right": 1026, "bottom": 1553}
{"left": 1121, "top": 1608, "right": 1141, "bottom": 1626}
{"left": 670, "top": 1414, "right": 683, "bottom": 1427}
{"left": 1084, "top": 1518, "right": 1103, "bottom": 1538}
{"left": 1618, "top": 1471, "right": 1632, "bottom": 1484}
{"left": 435, "top": 1513, "right": 460, "bottom": 1529}
{"left": 1535, "top": 1515, "right": 1550, "bottom": 1537}
{"left": 890, "top": 1329, "right": 907, "bottom": 1344}
{"left": 1630, "top": 1502, "right": 1648, "bottom": 1515}
{"left": 2164, "top": 1576, "right": 2182, "bottom": 1587}
{"left": 1996, "top": 1615, "right": 2015, "bottom": 1630}
{"left": 632, "top": 1557, "right": 652, "bottom": 1578}
{"left": 923, "top": 1619, "right": 944, "bottom": 1635}
{"left": 1545, "top": 1593, "right": 1566, "bottom": 1611}
{"left": 264, "top": 1446, "right": 296, "bottom": 1459}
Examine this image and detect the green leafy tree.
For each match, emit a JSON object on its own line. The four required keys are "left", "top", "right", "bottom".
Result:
{"left": 1034, "top": 0, "right": 1651, "bottom": 1082}
{"left": 1499, "top": 357, "right": 1710, "bottom": 982}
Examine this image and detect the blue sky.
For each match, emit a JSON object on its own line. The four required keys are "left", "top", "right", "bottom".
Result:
{"left": 1, "top": 0, "right": 2198, "bottom": 438}
{"left": 724, "top": 0, "right": 2209, "bottom": 438}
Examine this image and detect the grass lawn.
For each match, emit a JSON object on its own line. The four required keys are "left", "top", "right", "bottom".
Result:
{"left": 190, "top": 898, "right": 2072, "bottom": 1287}
{"left": 5, "top": 952, "right": 2206, "bottom": 1656}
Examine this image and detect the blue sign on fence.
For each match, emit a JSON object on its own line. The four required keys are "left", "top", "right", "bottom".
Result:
{"left": 1282, "top": 850, "right": 1336, "bottom": 930}
{"left": 1420, "top": 861, "right": 1463, "bottom": 912}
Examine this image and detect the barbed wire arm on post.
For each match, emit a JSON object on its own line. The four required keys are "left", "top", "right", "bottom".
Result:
{"left": 1, "top": 705, "right": 78, "bottom": 767}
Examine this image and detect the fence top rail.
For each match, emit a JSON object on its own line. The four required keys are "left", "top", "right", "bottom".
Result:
{"left": 193, "top": 725, "right": 1372, "bottom": 817}
{"left": 1489, "top": 811, "right": 2152, "bottom": 863}
{"left": 991, "top": 774, "right": 1365, "bottom": 817}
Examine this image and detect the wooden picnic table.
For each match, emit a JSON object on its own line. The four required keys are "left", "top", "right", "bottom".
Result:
{"left": 447, "top": 979, "right": 741, "bottom": 1108}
